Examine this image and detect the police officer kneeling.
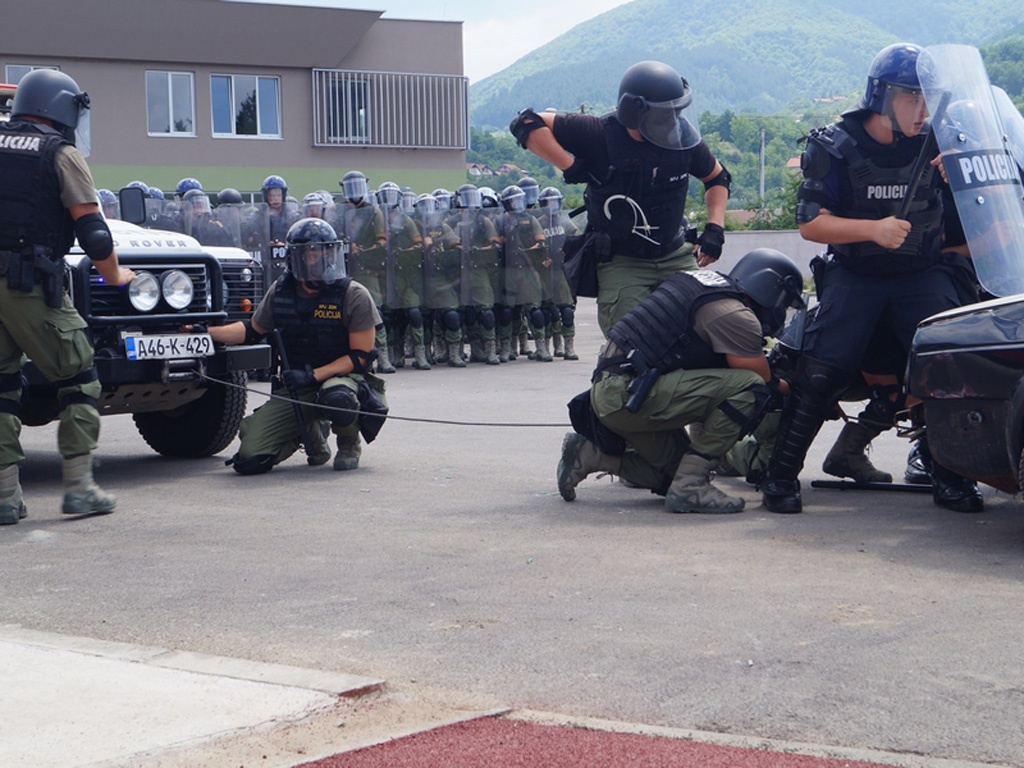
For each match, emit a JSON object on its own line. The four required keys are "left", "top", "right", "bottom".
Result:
{"left": 193, "top": 218, "right": 385, "bottom": 474}
{"left": 557, "top": 249, "right": 804, "bottom": 513}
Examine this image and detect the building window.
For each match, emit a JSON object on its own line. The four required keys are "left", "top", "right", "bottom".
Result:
{"left": 211, "top": 74, "right": 281, "bottom": 138}
{"left": 5, "top": 64, "right": 58, "bottom": 83}
{"left": 312, "top": 69, "right": 468, "bottom": 150}
{"left": 146, "top": 71, "right": 195, "bottom": 136}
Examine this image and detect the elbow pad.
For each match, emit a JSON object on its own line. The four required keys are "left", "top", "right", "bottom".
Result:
{"left": 74, "top": 213, "right": 114, "bottom": 261}
{"left": 349, "top": 348, "right": 378, "bottom": 374}
{"left": 242, "top": 319, "right": 265, "bottom": 345}
{"left": 703, "top": 164, "right": 732, "bottom": 196}
{"left": 509, "top": 108, "right": 545, "bottom": 149}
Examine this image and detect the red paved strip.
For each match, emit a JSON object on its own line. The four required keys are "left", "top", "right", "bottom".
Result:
{"left": 298, "top": 716, "right": 899, "bottom": 768}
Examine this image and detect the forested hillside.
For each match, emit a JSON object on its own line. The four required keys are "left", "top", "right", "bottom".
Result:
{"left": 466, "top": 0, "right": 1024, "bottom": 224}
{"left": 470, "top": 0, "right": 1024, "bottom": 129}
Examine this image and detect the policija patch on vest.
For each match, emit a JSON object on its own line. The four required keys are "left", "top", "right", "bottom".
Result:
{"left": 313, "top": 302, "right": 343, "bottom": 321}
{"left": 0, "top": 135, "right": 43, "bottom": 153}
{"left": 946, "top": 149, "right": 1022, "bottom": 193}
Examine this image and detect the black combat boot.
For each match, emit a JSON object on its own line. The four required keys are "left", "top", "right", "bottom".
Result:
{"left": 917, "top": 436, "right": 984, "bottom": 513}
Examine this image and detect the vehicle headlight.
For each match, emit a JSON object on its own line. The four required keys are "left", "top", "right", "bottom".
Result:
{"left": 240, "top": 267, "right": 253, "bottom": 283}
{"left": 161, "top": 269, "right": 193, "bottom": 310}
{"left": 128, "top": 271, "right": 160, "bottom": 312}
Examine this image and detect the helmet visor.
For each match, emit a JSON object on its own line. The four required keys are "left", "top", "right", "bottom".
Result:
{"left": 290, "top": 241, "right": 345, "bottom": 285}
{"left": 343, "top": 176, "right": 368, "bottom": 203}
{"left": 74, "top": 101, "right": 91, "bottom": 157}
{"left": 637, "top": 98, "right": 701, "bottom": 150}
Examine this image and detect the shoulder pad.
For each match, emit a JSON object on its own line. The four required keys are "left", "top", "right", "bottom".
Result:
{"left": 800, "top": 140, "right": 832, "bottom": 180}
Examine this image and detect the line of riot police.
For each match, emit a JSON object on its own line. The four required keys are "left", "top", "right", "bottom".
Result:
{"left": 98, "top": 173, "right": 583, "bottom": 374}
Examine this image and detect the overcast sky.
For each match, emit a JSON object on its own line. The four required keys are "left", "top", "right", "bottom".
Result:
{"left": 234, "top": 0, "right": 634, "bottom": 82}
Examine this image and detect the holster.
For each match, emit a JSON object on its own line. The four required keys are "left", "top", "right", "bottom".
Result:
{"left": 5, "top": 246, "right": 63, "bottom": 308}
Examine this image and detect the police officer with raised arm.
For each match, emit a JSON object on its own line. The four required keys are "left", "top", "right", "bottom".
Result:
{"left": 512, "top": 60, "right": 732, "bottom": 337}
{"left": 0, "top": 69, "right": 135, "bottom": 525}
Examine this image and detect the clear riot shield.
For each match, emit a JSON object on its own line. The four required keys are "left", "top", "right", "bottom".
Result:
{"left": 918, "top": 44, "right": 1024, "bottom": 298}
{"left": 455, "top": 207, "right": 500, "bottom": 308}
{"left": 209, "top": 202, "right": 246, "bottom": 248}
{"left": 992, "top": 86, "right": 1024, "bottom": 173}
{"left": 242, "top": 203, "right": 295, "bottom": 286}
{"left": 419, "top": 207, "right": 460, "bottom": 310}
{"left": 502, "top": 210, "right": 544, "bottom": 308}
{"left": 143, "top": 198, "right": 185, "bottom": 233}
{"left": 384, "top": 207, "right": 425, "bottom": 310}
{"left": 537, "top": 207, "right": 578, "bottom": 305}
{"left": 340, "top": 203, "right": 387, "bottom": 306}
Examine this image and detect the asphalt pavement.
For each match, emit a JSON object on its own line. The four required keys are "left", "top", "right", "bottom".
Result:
{"left": 2, "top": 299, "right": 1023, "bottom": 767}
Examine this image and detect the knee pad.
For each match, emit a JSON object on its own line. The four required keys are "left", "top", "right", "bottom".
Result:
{"left": 528, "top": 307, "right": 546, "bottom": 329}
{"left": 406, "top": 306, "right": 424, "bottom": 328}
{"left": 443, "top": 309, "right": 462, "bottom": 332}
{"left": 316, "top": 384, "right": 358, "bottom": 428}
{"left": 231, "top": 453, "right": 276, "bottom": 475}
{"left": 559, "top": 305, "right": 575, "bottom": 327}
{"left": 479, "top": 308, "right": 495, "bottom": 330}
{"left": 545, "top": 305, "right": 559, "bottom": 325}
{"left": 793, "top": 358, "right": 850, "bottom": 420}
{"left": 496, "top": 305, "right": 513, "bottom": 326}
{"left": 464, "top": 305, "right": 478, "bottom": 326}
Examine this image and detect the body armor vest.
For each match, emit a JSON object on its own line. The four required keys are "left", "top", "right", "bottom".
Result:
{"left": 608, "top": 270, "right": 744, "bottom": 373}
{"left": 272, "top": 276, "right": 353, "bottom": 370}
{"left": 812, "top": 121, "right": 944, "bottom": 275}
{"left": 585, "top": 115, "right": 690, "bottom": 260}
{"left": 0, "top": 120, "right": 75, "bottom": 258}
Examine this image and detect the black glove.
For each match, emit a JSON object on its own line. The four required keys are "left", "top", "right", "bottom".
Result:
{"left": 696, "top": 223, "right": 725, "bottom": 261}
{"left": 282, "top": 364, "right": 316, "bottom": 391}
{"left": 562, "top": 158, "right": 592, "bottom": 185}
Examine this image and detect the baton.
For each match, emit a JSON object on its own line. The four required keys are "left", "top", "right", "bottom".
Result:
{"left": 897, "top": 91, "right": 951, "bottom": 220}
{"left": 270, "top": 329, "right": 313, "bottom": 456}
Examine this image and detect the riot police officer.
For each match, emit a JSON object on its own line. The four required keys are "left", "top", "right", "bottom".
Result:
{"left": 537, "top": 186, "right": 580, "bottom": 361}
{"left": 193, "top": 218, "right": 385, "bottom": 474}
{"left": 0, "top": 69, "right": 135, "bottom": 523}
{"left": 760, "top": 43, "right": 983, "bottom": 515}
{"left": 558, "top": 249, "right": 803, "bottom": 513}
{"left": 512, "top": 61, "right": 731, "bottom": 336}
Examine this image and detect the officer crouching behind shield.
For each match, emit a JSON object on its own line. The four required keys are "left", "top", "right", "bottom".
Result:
{"left": 182, "top": 218, "right": 386, "bottom": 474}
{"left": 557, "top": 249, "right": 804, "bottom": 514}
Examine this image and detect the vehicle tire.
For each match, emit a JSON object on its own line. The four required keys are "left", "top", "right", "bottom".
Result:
{"left": 133, "top": 371, "right": 248, "bottom": 458}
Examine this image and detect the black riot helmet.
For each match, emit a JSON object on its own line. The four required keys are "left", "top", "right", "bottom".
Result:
{"left": 518, "top": 176, "right": 539, "bottom": 207}
{"left": 341, "top": 170, "right": 370, "bottom": 204}
{"left": 500, "top": 185, "right": 526, "bottom": 213}
{"left": 285, "top": 217, "right": 345, "bottom": 289}
{"left": 216, "top": 187, "right": 244, "bottom": 205}
{"left": 456, "top": 183, "right": 482, "bottom": 210}
{"left": 12, "top": 69, "right": 92, "bottom": 155}
{"left": 727, "top": 248, "right": 806, "bottom": 337}
{"left": 615, "top": 60, "right": 700, "bottom": 151}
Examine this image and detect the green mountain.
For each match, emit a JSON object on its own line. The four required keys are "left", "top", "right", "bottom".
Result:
{"left": 470, "top": 0, "right": 1024, "bottom": 130}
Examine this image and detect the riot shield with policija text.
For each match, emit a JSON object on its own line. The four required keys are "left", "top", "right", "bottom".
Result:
{"left": 918, "top": 44, "right": 1024, "bottom": 298}
{"left": 242, "top": 203, "right": 298, "bottom": 287}
{"left": 456, "top": 207, "right": 501, "bottom": 309}
{"left": 384, "top": 207, "right": 426, "bottom": 310}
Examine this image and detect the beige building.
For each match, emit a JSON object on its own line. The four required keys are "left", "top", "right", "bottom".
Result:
{"left": 2, "top": 0, "right": 469, "bottom": 198}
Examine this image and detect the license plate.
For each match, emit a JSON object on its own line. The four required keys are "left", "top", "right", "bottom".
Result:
{"left": 125, "top": 334, "right": 214, "bottom": 360}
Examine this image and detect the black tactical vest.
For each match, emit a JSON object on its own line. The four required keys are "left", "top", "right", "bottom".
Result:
{"left": 585, "top": 115, "right": 691, "bottom": 260}
{"left": 0, "top": 120, "right": 75, "bottom": 258}
{"left": 811, "top": 120, "right": 944, "bottom": 275}
{"left": 608, "top": 270, "right": 745, "bottom": 373}
{"left": 272, "top": 276, "right": 353, "bottom": 370}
